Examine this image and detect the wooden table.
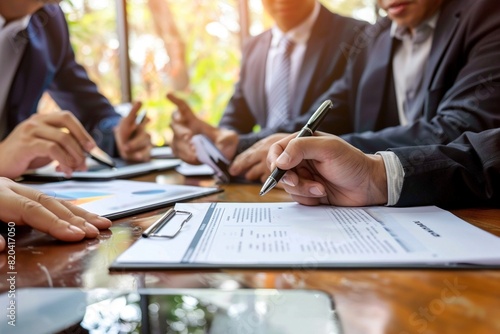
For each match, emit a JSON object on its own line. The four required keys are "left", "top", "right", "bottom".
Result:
{"left": 1, "top": 170, "right": 500, "bottom": 334}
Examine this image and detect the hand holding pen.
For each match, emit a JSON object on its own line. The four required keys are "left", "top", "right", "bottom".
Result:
{"left": 260, "top": 100, "right": 333, "bottom": 196}
{"left": 0, "top": 111, "right": 109, "bottom": 178}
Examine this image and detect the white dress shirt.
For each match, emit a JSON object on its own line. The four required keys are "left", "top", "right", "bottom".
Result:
{"left": 0, "top": 14, "right": 31, "bottom": 139}
{"left": 265, "top": 1, "right": 320, "bottom": 117}
{"left": 376, "top": 151, "right": 405, "bottom": 206}
{"left": 391, "top": 12, "right": 439, "bottom": 125}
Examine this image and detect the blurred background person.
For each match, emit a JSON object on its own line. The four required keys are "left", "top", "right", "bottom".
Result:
{"left": 0, "top": 1, "right": 152, "bottom": 178}
{"left": 167, "top": 0, "right": 366, "bottom": 181}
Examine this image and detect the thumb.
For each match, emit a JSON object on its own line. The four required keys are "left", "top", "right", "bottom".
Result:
{"left": 267, "top": 133, "right": 297, "bottom": 170}
{"left": 274, "top": 136, "right": 338, "bottom": 171}
{"left": 274, "top": 137, "right": 309, "bottom": 171}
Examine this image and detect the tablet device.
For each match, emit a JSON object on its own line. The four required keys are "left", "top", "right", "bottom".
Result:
{"left": 22, "top": 158, "right": 182, "bottom": 182}
{"left": 151, "top": 146, "right": 176, "bottom": 159}
{"left": 0, "top": 288, "right": 341, "bottom": 334}
{"left": 28, "top": 179, "right": 221, "bottom": 220}
{"left": 191, "top": 134, "right": 231, "bottom": 183}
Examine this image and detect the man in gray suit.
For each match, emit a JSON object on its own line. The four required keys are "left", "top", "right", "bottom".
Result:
{"left": 168, "top": 0, "right": 365, "bottom": 181}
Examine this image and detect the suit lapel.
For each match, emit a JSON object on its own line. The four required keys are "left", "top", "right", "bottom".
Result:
{"left": 423, "top": 3, "right": 462, "bottom": 90}
{"left": 356, "top": 29, "right": 394, "bottom": 132}
{"left": 291, "top": 6, "right": 329, "bottom": 117}
{"left": 7, "top": 16, "right": 50, "bottom": 131}
{"left": 247, "top": 32, "right": 271, "bottom": 126}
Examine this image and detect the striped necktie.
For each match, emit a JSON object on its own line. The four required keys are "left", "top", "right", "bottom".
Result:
{"left": 267, "top": 37, "right": 295, "bottom": 128}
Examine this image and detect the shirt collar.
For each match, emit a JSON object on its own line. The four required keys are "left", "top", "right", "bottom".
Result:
{"left": 0, "top": 13, "right": 31, "bottom": 33}
{"left": 271, "top": 1, "right": 320, "bottom": 47}
{"left": 390, "top": 10, "right": 439, "bottom": 42}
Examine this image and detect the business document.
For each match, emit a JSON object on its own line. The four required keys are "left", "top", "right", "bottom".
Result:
{"left": 111, "top": 202, "right": 500, "bottom": 269}
{"left": 29, "top": 180, "right": 220, "bottom": 220}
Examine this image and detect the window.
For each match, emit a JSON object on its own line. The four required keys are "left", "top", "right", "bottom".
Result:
{"left": 41, "top": 0, "right": 375, "bottom": 145}
{"left": 127, "top": 0, "right": 241, "bottom": 145}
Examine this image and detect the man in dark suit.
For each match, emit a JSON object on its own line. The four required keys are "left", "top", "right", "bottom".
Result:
{"left": 315, "top": 0, "right": 500, "bottom": 151}
{"left": 266, "top": 129, "right": 500, "bottom": 208}
{"left": 0, "top": 1, "right": 151, "bottom": 178}
{"left": 168, "top": 0, "right": 366, "bottom": 180}
{"left": 231, "top": 0, "right": 500, "bottom": 182}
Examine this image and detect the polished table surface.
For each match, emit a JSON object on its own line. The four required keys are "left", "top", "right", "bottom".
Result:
{"left": 1, "top": 170, "right": 500, "bottom": 334}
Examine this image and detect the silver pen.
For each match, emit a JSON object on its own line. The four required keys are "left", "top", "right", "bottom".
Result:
{"left": 259, "top": 100, "right": 333, "bottom": 196}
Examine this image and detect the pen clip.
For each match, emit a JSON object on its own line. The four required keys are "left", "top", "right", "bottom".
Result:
{"left": 307, "top": 100, "right": 333, "bottom": 126}
{"left": 259, "top": 99, "right": 333, "bottom": 196}
{"left": 142, "top": 208, "right": 193, "bottom": 238}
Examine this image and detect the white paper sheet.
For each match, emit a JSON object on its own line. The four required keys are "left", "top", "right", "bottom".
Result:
{"left": 112, "top": 202, "right": 500, "bottom": 268}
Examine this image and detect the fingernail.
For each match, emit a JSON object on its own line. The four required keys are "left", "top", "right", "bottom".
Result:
{"left": 309, "top": 187, "right": 324, "bottom": 196}
{"left": 281, "top": 175, "right": 294, "bottom": 187}
{"left": 276, "top": 152, "right": 290, "bottom": 165}
{"left": 96, "top": 216, "right": 112, "bottom": 227}
{"left": 85, "top": 222, "right": 99, "bottom": 234}
{"left": 68, "top": 225, "right": 85, "bottom": 235}
{"left": 98, "top": 216, "right": 111, "bottom": 222}
{"left": 86, "top": 142, "right": 94, "bottom": 151}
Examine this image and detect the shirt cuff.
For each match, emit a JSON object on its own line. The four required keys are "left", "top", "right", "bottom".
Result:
{"left": 375, "top": 151, "right": 405, "bottom": 206}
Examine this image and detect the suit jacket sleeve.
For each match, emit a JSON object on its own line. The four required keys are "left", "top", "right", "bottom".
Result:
{"left": 233, "top": 97, "right": 352, "bottom": 153}
{"left": 234, "top": 77, "right": 353, "bottom": 153}
{"left": 390, "top": 129, "right": 500, "bottom": 208}
{"left": 46, "top": 6, "right": 121, "bottom": 155}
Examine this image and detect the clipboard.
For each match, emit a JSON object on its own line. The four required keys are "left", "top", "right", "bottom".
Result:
{"left": 28, "top": 180, "right": 222, "bottom": 220}
{"left": 22, "top": 158, "right": 182, "bottom": 182}
{"left": 110, "top": 202, "right": 500, "bottom": 270}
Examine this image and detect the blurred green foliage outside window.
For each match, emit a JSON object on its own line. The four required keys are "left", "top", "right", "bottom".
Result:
{"left": 39, "top": 0, "right": 375, "bottom": 146}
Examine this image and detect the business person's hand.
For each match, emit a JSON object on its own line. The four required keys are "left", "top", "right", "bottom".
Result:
{"left": 230, "top": 133, "right": 288, "bottom": 182}
{"left": 167, "top": 93, "right": 206, "bottom": 133}
{"left": 167, "top": 93, "right": 239, "bottom": 164}
{"left": 114, "top": 101, "right": 152, "bottom": 161}
{"left": 0, "top": 177, "right": 112, "bottom": 252}
{"left": 267, "top": 132, "right": 388, "bottom": 206}
{"left": 168, "top": 93, "right": 203, "bottom": 164}
{"left": 0, "top": 112, "right": 97, "bottom": 178}
{"left": 211, "top": 128, "right": 239, "bottom": 162}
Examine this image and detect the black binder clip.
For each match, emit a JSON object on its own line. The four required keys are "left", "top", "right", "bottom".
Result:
{"left": 142, "top": 208, "right": 192, "bottom": 238}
